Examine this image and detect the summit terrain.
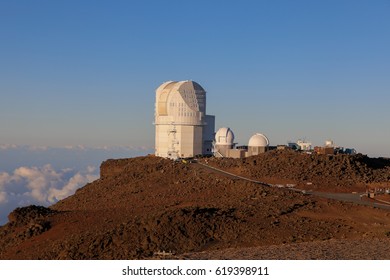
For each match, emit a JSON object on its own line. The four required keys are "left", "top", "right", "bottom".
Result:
{"left": 1, "top": 150, "right": 390, "bottom": 259}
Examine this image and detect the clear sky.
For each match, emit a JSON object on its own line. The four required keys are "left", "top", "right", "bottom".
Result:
{"left": 1, "top": 0, "right": 389, "bottom": 157}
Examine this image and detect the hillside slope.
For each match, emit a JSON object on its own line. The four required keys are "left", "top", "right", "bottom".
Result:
{"left": 1, "top": 152, "right": 390, "bottom": 259}
{"left": 202, "top": 150, "right": 390, "bottom": 192}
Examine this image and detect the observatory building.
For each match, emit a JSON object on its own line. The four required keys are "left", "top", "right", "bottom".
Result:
{"left": 248, "top": 133, "right": 270, "bottom": 155}
{"left": 154, "top": 80, "right": 215, "bottom": 159}
{"left": 213, "top": 127, "right": 270, "bottom": 158}
{"left": 214, "top": 127, "right": 236, "bottom": 157}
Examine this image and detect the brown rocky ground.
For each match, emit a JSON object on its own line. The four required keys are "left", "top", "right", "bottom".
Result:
{"left": 1, "top": 151, "right": 390, "bottom": 259}
{"left": 201, "top": 150, "right": 390, "bottom": 192}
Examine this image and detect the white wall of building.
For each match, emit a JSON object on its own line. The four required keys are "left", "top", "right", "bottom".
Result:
{"left": 155, "top": 80, "right": 215, "bottom": 159}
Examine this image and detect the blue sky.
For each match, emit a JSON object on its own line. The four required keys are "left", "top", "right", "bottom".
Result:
{"left": 0, "top": 0, "right": 390, "bottom": 224}
{"left": 1, "top": 0, "right": 389, "bottom": 156}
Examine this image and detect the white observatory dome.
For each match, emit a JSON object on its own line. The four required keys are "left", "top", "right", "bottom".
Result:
{"left": 325, "top": 140, "right": 334, "bottom": 147}
{"left": 248, "top": 133, "right": 269, "bottom": 147}
{"left": 155, "top": 80, "right": 206, "bottom": 126}
{"left": 215, "top": 127, "right": 235, "bottom": 145}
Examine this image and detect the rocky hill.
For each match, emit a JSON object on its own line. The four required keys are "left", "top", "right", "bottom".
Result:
{"left": 1, "top": 151, "right": 390, "bottom": 259}
{"left": 202, "top": 150, "right": 390, "bottom": 192}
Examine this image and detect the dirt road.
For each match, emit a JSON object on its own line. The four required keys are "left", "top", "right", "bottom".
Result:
{"left": 195, "top": 160, "right": 390, "bottom": 210}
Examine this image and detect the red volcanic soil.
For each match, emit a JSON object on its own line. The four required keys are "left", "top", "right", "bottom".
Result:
{"left": 201, "top": 150, "right": 390, "bottom": 192}
{"left": 1, "top": 151, "right": 390, "bottom": 259}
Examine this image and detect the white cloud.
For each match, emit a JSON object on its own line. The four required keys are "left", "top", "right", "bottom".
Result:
{"left": 86, "top": 166, "right": 96, "bottom": 173}
{"left": 47, "top": 172, "right": 98, "bottom": 203}
{"left": 0, "top": 164, "right": 99, "bottom": 224}
{"left": 0, "top": 172, "right": 11, "bottom": 190}
{"left": 0, "top": 144, "right": 18, "bottom": 150}
{"left": 64, "top": 145, "right": 86, "bottom": 150}
{"left": 12, "top": 165, "right": 64, "bottom": 202}
{"left": 27, "top": 145, "right": 49, "bottom": 151}
{"left": 0, "top": 191, "right": 7, "bottom": 204}
{"left": 0, "top": 145, "right": 153, "bottom": 225}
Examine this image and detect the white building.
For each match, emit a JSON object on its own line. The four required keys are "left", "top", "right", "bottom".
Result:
{"left": 247, "top": 133, "right": 269, "bottom": 156}
{"left": 213, "top": 127, "right": 235, "bottom": 157}
{"left": 213, "top": 129, "right": 270, "bottom": 158}
{"left": 288, "top": 139, "right": 312, "bottom": 151}
{"left": 154, "top": 80, "right": 215, "bottom": 159}
{"left": 297, "top": 139, "right": 312, "bottom": 151}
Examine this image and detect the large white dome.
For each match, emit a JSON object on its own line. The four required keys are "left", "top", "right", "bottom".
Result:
{"left": 248, "top": 133, "right": 269, "bottom": 147}
{"left": 215, "top": 127, "right": 234, "bottom": 145}
{"left": 155, "top": 80, "right": 206, "bottom": 126}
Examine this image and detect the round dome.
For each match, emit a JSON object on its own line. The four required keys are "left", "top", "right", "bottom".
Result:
{"left": 215, "top": 127, "right": 234, "bottom": 145}
{"left": 155, "top": 80, "right": 206, "bottom": 126}
{"left": 177, "top": 80, "right": 206, "bottom": 93}
{"left": 248, "top": 133, "right": 269, "bottom": 147}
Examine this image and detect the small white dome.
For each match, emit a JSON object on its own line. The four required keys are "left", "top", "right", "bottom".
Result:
{"left": 325, "top": 140, "right": 334, "bottom": 147}
{"left": 215, "top": 127, "right": 234, "bottom": 145}
{"left": 248, "top": 133, "right": 269, "bottom": 147}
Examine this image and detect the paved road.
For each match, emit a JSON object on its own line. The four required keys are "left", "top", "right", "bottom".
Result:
{"left": 307, "top": 191, "right": 390, "bottom": 210}
{"left": 195, "top": 161, "right": 390, "bottom": 211}
{"left": 195, "top": 161, "right": 272, "bottom": 186}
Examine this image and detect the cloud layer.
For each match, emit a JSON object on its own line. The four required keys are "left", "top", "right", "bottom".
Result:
{"left": 0, "top": 164, "right": 98, "bottom": 225}
{"left": 0, "top": 144, "right": 153, "bottom": 225}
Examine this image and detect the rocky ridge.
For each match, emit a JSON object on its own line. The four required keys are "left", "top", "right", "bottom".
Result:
{"left": 1, "top": 151, "right": 390, "bottom": 259}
